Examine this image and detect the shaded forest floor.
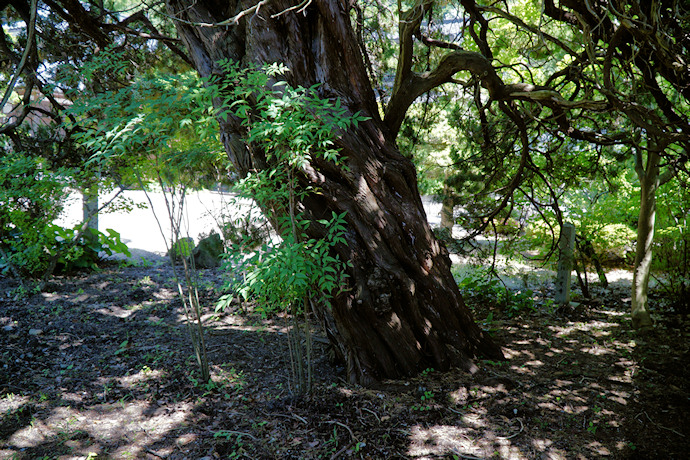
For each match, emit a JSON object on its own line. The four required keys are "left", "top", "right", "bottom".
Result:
{"left": 1, "top": 263, "right": 689, "bottom": 459}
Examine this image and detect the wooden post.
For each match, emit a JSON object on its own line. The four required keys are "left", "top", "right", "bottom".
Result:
{"left": 555, "top": 222, "right": 575, "bottom": 305}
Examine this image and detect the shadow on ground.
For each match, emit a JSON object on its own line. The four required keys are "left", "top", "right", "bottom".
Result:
{"left": 1, "top": 263, "right": 688, "bottom": 459}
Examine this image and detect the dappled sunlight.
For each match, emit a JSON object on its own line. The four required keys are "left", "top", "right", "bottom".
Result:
{"left": 531, "top": 439, "right": 567, "bottom": 459}
{"left": 548, "top": 320, "right": 620, "bottom": 337}
{"left": 597, "top": 308, "right": 627, "bottom": 318}
{"left": 387, "top": 312, "right": 403, "bottom": 332}
{"left": 579, "top": 343, "right": 615, "bottom": 356}
{"left": 96, "top": 304, "right": 137, "bottom": 319}
{"left": 510, "top": 364, "right": 536, "bottom": 375}
{"left": 460, "top": 411, "right": 488, "bottom": 428}
{"left": 407, "top": 424, "right": 487, "bottom": 458}
{"left": 6, "top": 397, "right": 195, "bottom": 458}
{"left": 2, "top": 259, "right": 685, "bottom": 458}
{"left": 118, "top": 367, "right": 166, "bottom": 387}
{"left": 407, "top": 421, "right": 529, "bottom": 459}
{"left": 607, "top": 390, "right": 630, "bottom": 406}
{"left": 0, "top": 393, "right": 31, "bottom": 414}
{"left": 544, "top": 347, "right": 565, "bottom": 357}
{"left": 586, "top": 441, "right": 612, "bottom": 456}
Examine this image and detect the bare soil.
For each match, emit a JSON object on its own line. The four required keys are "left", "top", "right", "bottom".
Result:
{"left": 1, "top": 262, "right": 688, "bottom": 459}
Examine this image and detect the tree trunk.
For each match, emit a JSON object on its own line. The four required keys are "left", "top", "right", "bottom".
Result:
{"left": 166, "top": 0, "right": 503, "bottom": 384}
{"left": 440, "top": 184, "right": 456, "bottom": 233}
{"left": 82, "top": 185, "right": 99, "bottom": 230}
{"left": 631, "top": 142, "right": 660, "bottom": 329}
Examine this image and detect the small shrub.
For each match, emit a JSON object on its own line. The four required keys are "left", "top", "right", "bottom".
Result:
{"left": 167, "top": 237, "right": 195, "bottom": 262}
{"left": 458, "top": 272, "right": 534, "bottom": 318}
{"left": 0, "top": 152, "right": 70, "bottom": 277}
{"left": 52, "top": 226, "right": 131, "bottom": 272}
{"left": 586, "top": 223, "right": 635, "bottom": 265}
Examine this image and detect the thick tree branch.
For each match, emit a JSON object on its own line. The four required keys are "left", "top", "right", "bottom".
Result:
{"left": 56, "top": 0, "right": 112, "bottom": 47}
{"left": 385, "top": 49, "right": 500, "bottom": 136}
{"left": 459, "top": 0, "right": 492, "bottom": 58}
{"left": 478, "top": 4, "right": 579, "bottom": 58}
{"left": 392, "top": 0, "right": 434, "bottom": 99}
{"left": 384, "top": 48, "right": 613, "bottom": 140}
{"left": 0, "top": 0, "right": 37, "bottom": 115}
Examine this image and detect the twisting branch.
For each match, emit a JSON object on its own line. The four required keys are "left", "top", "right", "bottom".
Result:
{"left": 418, "top": 34, "right": 463, "bottom": 51}
{"left": 0, "top": 0, "right": 37, "bottom": 117}
{"left": 167, "top": 0, "right": 271, "bottom": 27}
{"left": 271, "top": 0, "right": 311, "bottom": 18}
{"left": 393, "top": 0, "right": 435, "bottom": 95}
{"left": 478, "top": 4, "right": 579, "bottom": 57}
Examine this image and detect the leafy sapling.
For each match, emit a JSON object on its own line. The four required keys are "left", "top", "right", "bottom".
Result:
{"left": 211, "top": 61, "right": 364, "bottom": 393}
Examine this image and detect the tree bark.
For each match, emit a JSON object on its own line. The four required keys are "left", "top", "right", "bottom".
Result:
{"left": 166, "top": 0, "right": 503, "bottom": 384}
{"left": 440, "top": 196, "right": 455, "bottom": 232}
{"left": 631, "top": 141, "right": 661, "bottom": 329}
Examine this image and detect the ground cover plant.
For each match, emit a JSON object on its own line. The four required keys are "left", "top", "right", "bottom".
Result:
{"left": 1, "top": 259, "right": 688, "bottom": 459}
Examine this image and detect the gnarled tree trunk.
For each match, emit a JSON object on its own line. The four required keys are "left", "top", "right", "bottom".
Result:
{"left": 166, "top": 0, "right": 503, "bottom": 384}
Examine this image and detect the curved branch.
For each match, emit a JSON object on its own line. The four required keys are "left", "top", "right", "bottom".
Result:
{"left": 384, "top": 48, "right": 614, "bottom": 140}
{"left": 385, "top": 49, "right": 501, "bottom": 136}
{"left": 392, "top": 0, "right": 434, "bottom": 98}
{"left": 56, "top": 0, "right": 113, "bottom": 47}
{"left": 113, "top": 10, "right": 192, "bottom": 65}
{"left": 460, "top": 0, "right": 492, "bottom": 58}
{"left": 478, "top": 4, "right": 579, "bottom": 58}
{"left": 0, "top": 0, "right": 37, "bottom": 115}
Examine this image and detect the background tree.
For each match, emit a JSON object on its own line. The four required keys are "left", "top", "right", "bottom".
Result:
{"left": 470, "top": 0, "right": 690, "bottom": 328}
{"left": 385, "top": 0, "right": 690, "bottom": 328}
{"left": 164, "top": 0, "right": 690, "bottom": 380}
{"left": 0, "top": 0, "right": 203, "bottom": 285}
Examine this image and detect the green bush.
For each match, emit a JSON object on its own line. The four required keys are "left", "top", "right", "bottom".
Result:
{"left": 587, "top": 223, "right": 636, "bottom": 264}
{"left": 0, "top": 152, "right": 69, "bottom": 277}
{"left": 211, "top": 61, "right": 361, "bottom": 393}
{"left": 653, "top": 175, "right": 690, "bottom": 311}
{"left": 458, "top": 272, "right": 534, "bottom": 318}
{"left": 0, "top": 152, "right": 131, "bottom": 279}
{"left": 522, "top": 220, "right": 635, "bottom": 265}
{"left": 51, "top": 226, "right": 131, "bottom": 272}
{"left": 168, "top": 237, "right": 195, "bottom": 262}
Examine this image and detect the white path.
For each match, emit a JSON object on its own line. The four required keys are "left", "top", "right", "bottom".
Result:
{"left": 56, "top": 189, "right": 253, "bottom": 262}
{"left": 56, "top": 191, "right": 443, "bottom": 262}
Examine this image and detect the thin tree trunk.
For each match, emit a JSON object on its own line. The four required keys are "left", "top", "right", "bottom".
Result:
{"left": 82, "top": 185, "right": 99, "bottom": 232}
{"left": 631, "top": 141, "right": 661, "bottom": 329}
{"left": 166, "top": 0, "right": 503, "bottom": 384}
{"left": 82, "top": 183, "right": 99, "bottom": 248}
{"left": 440, "top": 184, "right": 456, "bottom": 233}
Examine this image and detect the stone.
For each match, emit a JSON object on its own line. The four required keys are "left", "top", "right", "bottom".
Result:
{"left": 192, "top": 232, "right": 224, "bottom": 269}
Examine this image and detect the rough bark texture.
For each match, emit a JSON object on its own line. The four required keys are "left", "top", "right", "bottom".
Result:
{"left": 165, "top": 0, "right": 503, "bottom": 384}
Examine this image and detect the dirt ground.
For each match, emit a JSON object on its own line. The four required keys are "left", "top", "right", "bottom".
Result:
{"left": 1, "top": 261, "right": 688, "bottom": 459}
